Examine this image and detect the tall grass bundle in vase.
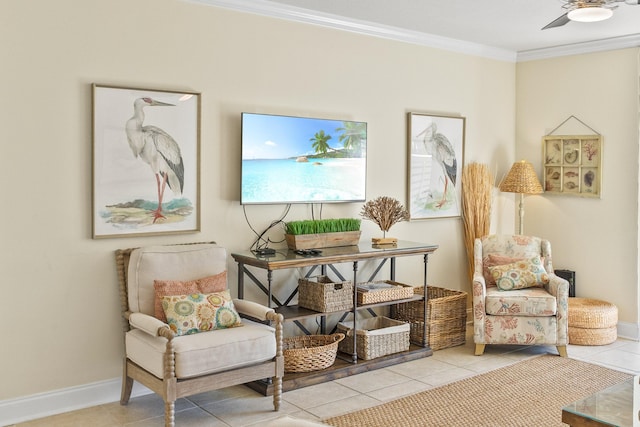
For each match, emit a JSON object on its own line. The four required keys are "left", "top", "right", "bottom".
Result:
{"left": 461, "top": 163, "right": 494, "bottom": 283}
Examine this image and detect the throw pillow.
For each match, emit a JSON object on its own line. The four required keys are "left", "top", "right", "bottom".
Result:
{"left": 161, "top": 290, "right": 243, "bottom": 336}
{"left": 153, "top": 271, "right": 227, "bottom": 322}
{"left": 488, "top": 256, "right": 550, "bottom": 291}
{"left": 482, "top": 254, "right": 546, "bottom": 286}
{"left": 482, "top": 254, "right": 523, "bottom": 286}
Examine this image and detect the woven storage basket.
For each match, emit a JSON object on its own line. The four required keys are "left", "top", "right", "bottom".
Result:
{"left": 283, "top": 333, "right": 344, "bottom": 373}
{"left": 337, "top": 317, "right": 410, "bottom": 360}
{"left": 568, "top": 298, "right": 618, "bottom": 329}
{"left": 298, "top": 276, "right": 353, "bottom": 313}
{"left": 569, "top": 326, "right": 617, "bottom": 346}
{"left": 568, "top": 298, "right": 618, "bottom": 345}
{"left": 356, "top": 280, "right": 414, "bottom": 305}
{"left": 390, "top": 286, "right": 467, "bottom": 350}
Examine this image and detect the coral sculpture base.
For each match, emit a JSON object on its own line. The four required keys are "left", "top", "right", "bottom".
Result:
{"left": 371, "top": 237, "right": 398, "bottom": 245}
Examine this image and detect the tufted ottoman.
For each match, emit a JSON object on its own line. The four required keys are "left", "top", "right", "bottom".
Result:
{"left": 568, "top": 298, "right": 618, "bottom": 345}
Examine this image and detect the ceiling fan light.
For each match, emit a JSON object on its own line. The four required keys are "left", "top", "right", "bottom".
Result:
{"left": 567, "top": 7, "right": 613, "bottom": 22}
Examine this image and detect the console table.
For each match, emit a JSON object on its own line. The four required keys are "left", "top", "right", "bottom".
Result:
{"left": 231, "top": 240, "right": 439, "bottom": 394}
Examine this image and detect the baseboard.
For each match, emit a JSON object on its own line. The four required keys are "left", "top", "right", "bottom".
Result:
{"left": 0, "top": 377, "right": 152, "bottom": 426}
{"left": 617, "top": 321, "right": 639, "bottom": 341}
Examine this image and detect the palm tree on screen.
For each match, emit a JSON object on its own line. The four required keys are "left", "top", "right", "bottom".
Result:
{"left": 337, "top": 121, "right": 366, "bottom": 157}
{"left": 310, "top": 130, "right": 332, "bottom": 155}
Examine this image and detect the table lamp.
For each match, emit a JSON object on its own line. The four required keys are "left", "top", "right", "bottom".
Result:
{"left": 498, "top": 160, "right": 543, "bottom": 235}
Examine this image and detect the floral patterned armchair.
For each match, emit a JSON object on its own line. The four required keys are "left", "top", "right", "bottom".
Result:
{"left": 472, "top": 235, "right": 569, "bottom": 357}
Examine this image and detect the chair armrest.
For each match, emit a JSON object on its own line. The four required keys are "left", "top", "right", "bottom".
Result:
{"left": 234, "top": 299, "right": 275, "bottom": 322}
{"left": 472, "top": 272, "right": 487, "bottom": 305}
{"left": 545, "top": 274, "right": 569, "bottom": 298}
{"left": 129, "top": 312, "right": 170, "bottom": 337}
{"left": 545, "top": 274, "right": 569, "bottom": 345}
{"left": 472, "top": 272, "right": 487, "bottom": 344}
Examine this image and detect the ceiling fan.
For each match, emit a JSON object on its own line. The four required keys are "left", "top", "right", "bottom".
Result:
{"left": 542, "top": 0, "right": 639, "bottom": 30}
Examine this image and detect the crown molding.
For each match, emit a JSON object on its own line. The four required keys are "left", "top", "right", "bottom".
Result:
{"left": 518, "top": 33, "right": 640, "bottom": 61}
{"left": 184, "top": 0, "right": 640, "bottom": 62}
{"left": 184, "top": 0, "right": 516, "bottom": 62}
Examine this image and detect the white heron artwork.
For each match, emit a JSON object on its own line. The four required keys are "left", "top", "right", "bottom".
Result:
{"left": 125, "top": 97, "right": 184, "bottom": 223}
{"left": 416, "top": 122, "right": 457, "bottom": 208}
{"left": 92, "top": 85, "right": 199, "bottom": 238}
{"left": 408, "top": 113, "right": 465, "bottom": 219}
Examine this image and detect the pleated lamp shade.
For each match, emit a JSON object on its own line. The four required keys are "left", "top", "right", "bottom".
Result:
{"left": 499, "top": 160, "right": 543, "bottom": 194}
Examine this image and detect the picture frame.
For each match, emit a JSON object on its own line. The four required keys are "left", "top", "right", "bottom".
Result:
{"left": 92, "top": 84, "right": 201, "bottom": 238}
{"left": 542, "top": 135, "right": 602, "bottom": 198}
{"left": 407, "top": 112, "right": 465, "bottom": 219}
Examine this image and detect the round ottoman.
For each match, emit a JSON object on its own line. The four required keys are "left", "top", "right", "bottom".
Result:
{"left": 568, "top": 298, "right": 618, "bottom": 345}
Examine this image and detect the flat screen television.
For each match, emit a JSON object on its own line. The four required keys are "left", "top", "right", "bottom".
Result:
{"left": 241, "top": 112, "right": 367, "bottom": 205}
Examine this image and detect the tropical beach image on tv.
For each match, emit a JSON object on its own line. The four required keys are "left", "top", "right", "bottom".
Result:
{"left": 241, "top": 112, "right": 367, "bottom": 204}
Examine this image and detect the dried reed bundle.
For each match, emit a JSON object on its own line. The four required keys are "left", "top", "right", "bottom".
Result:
{"left": 461, "top": 163, "right": 494, "bottom": 283}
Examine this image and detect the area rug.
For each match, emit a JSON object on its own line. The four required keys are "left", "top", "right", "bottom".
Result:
{"left": 324, "top": 355, "right": 631, "bottom": 427}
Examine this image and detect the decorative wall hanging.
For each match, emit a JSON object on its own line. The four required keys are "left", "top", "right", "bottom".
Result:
{"left": 542, "top": 116, "right": 602, "bottom": 198}
{"left": 92, "top": 84, "right": 201, "bottom": 238}
{"left": 407, "top": 112, "right": 465, "bottom": 219}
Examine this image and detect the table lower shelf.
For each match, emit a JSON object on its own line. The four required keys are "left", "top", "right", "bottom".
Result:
{"left": 246, "top": 344, "right": 433, "bottom": 396}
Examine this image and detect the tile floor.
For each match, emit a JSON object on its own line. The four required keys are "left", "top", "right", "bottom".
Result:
{"left": 12, "top": 328, "right": 640, "bottom": 427}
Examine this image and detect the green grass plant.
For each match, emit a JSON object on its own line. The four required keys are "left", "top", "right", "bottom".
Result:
{"left": 285, "top": 218, "right": 361, "bottom": 235}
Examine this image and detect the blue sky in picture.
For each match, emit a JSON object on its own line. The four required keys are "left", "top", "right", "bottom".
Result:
{"left": 242, "top": 113, "right": 356, "bottom": 160}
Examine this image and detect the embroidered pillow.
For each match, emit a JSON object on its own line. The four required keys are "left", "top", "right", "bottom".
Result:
{"left": 153, "top": 271, "right": 227, "bottom": 322}
{"left": 483, "top": 254, "right": 545, "bottom": 286}
{"left": 161, "top": 290, "right": 243, "bottom": 336}
{"left": 488, "top": 256, "right": 550, "bottom": 291}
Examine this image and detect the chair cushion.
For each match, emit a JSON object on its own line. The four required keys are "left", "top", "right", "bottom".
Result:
{"left": 127, "top": 244, "right": 227, "bottom": 316}
{"left": 485, "top": 286, "right": 557, "bottom": 317}
{"left": 126, "top": 319, "right": 276, "bottom": 379}
{"left": 162, "top": 290, "right": 243, "bottom": 335}
{"left": 489, "top": 256, "right": 549, "bottom": 290}
{"left": 153, "top": 272, "right": 227, "bottom": 322}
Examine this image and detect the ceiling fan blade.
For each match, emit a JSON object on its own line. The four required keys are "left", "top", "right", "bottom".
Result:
{"left": 542, "top": 13, "right": 570, "bottom": 30}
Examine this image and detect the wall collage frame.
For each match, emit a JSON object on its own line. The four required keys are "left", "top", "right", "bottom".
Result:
{"left": 542, "top": 134, "right": 602, "bottom": 198}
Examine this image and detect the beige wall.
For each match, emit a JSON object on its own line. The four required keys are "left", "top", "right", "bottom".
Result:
{"left": 2, "top": 0, "right": 515, "bottom": 401}
{"left": 516, "top": 49, "right": 639, "bottom": 334}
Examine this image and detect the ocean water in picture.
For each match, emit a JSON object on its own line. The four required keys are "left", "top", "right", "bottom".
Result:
{"left": 242, "top": 157, "right": 366, "bottom": 204}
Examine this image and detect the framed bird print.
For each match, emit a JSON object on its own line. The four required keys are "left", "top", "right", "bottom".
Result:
{"left": 407, "top": 112, "right": 465, "bottom": 220}
{"left": 92, "top": 84, "right": 201, "bottom": 238}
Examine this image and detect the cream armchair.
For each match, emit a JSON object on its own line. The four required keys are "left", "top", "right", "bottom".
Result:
{"left": 115, "top": 243, "right": 283, "bottom": 427}
{"left": 472, "top": 235, "right": 569, "bottom": 357}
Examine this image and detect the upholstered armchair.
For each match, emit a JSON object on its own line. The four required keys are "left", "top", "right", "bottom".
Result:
{"left": 115, "top": 243, "right": 284, "bottom": 427}
{"left": 472, "top": 235, "right": 569, "bottom": 357}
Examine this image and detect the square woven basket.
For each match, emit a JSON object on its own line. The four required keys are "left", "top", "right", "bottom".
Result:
{"left": 390, "top": 285, "right": 467, "bottom": 350}
{"left": 337, "top": 317, "right": 410, "bottom": 360}
{"left": 298, "top": 275, "right": 353, "bottom": 313}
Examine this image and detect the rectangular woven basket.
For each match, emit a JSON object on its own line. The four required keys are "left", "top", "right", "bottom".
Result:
{"left": 356, "top": 280, "right": 414, "bottom": 305}
{"left": 298, "top": 275, "right": 353, "bottom": 313}
{"left": 390, "top": 286, "right": 467, "bottom": 350}
{"left": 337, "top": 317, "right": 410, "bottom": 360}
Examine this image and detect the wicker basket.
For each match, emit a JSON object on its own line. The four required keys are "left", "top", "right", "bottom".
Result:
{"left": 390, "top": 286, "right": 467, "bottom": 350}
{"left": 568, "top": 298, "right": 618, "bottom": 345}
{"left": 337, "top": 317, "right": 410, "bottom": 360}
{"left": 283, "top": 333, "right": 345, "bottom": 373}
{"left": 356, "top": 280, "right": 414, "bottom": 305}
{"left": 298, "top": 276, "right": 354, "bottom": 313}
{"left": 569, "top": 326, "right": 617, "bottom": 346}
